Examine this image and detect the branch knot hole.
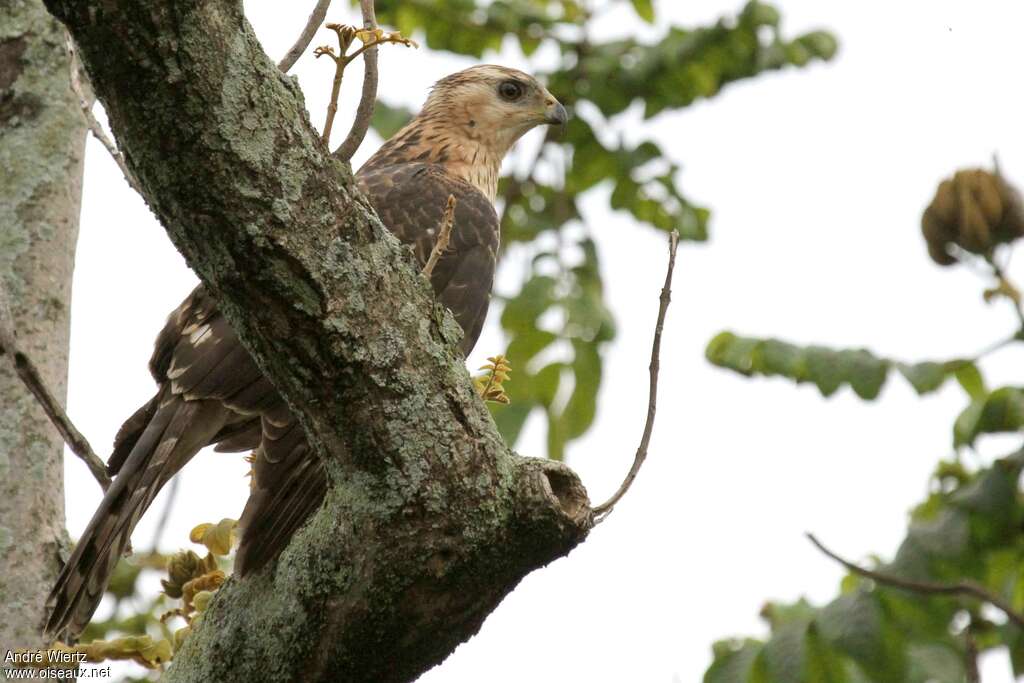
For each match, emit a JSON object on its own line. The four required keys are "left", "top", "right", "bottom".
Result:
{"left": 540, "top": 465, "right": 590, "bottom": 527}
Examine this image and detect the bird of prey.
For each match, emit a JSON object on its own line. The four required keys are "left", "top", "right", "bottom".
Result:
{"left": 46, "top": 65, "right": 568, "bottom": 639}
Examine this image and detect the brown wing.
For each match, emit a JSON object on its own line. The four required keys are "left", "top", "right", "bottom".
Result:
{"left": 233, "top": 164, "right": 501, "bottom": 574}
{"left": 358, "top": 162, "right": 500, "bottom": 355}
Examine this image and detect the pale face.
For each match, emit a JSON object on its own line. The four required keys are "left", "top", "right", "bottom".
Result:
{"left": 425, "top": 65, "right": 568, "bottom": 150}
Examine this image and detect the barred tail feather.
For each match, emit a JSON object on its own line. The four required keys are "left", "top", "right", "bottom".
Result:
{"left": 45, "top": 394, "right": 228, "bottom": 639}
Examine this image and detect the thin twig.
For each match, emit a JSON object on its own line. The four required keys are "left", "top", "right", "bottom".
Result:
{"left": 335, "top": 0, "right": 379, "bottom": 162}
{"left": 316, "top": 26, "right": 356, "bottom": 146}
{"left": 965, "top": 628, "right": 980, "bottom": 683}
{"left": 985, "top": 253, "right": 1024, "bottom": 329}
{"left": 65, "top": 33, "right": 140, "bottom": 194}
{"left": 968, "top": 331, "right": 1021, "bottom": 362}
{"left": 423, "top": 195, "right": 457, "bottom": 278}
{"left": 592, "top": 231, "right": 679, "bottom": 521}
{"left": 317, "top": 21, "right": 413, "bottom": 149}
{"left": 806, "top": 532, "right": 1024, "bottom": 631}
{"left": 277, "top": 0, "right": 333, "bottom": 73}
{"left": 0, "top": 288, "right": 110, "bottom": 492}
{"left": 149, "top": 475, "right": 180, "bottom": 552}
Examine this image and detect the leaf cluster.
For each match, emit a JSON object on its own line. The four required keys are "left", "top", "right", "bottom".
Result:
{"left": 707, "top": 453, "right": 1024, "bottom": 682}
{"left": 366, "top": 0, "right": 836, "bottom": 458}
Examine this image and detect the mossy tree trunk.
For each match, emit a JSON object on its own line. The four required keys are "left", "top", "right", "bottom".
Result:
{"left": 42, "top": 2, "right": 593, "bottom": 681}
{"left": 0, "top": 0, "right": 87, "bottom": 656}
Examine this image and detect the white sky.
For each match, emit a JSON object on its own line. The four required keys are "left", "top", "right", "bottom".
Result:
{"left": 63, "top": 1, "right": 1024, "bottom": 680}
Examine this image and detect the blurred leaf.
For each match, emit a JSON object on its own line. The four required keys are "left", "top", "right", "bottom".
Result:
{"left": 705, "top": 640, "right": 763, "bottom": 683}
{"left": 706, "top": 333, "right": 987, "bottom": 403}
{"left": 704, "top": 451, "right": 1024, "bottom": 681}
{"left": 370, "top": 100, "right": 414, "bottom": 139}
{"left": 896, "top": 362, "right": 948, "bottom": 395}
{"left": 953, "top": 362, "right": 986, "bottom": 400}
{"left": 630, "top": 0, "right": 655, "bottom": 23}
{"left": 953, "top": 386, "right": 1024, "bottom": 447}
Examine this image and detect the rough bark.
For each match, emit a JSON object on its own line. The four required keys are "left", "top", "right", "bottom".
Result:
{"left": 43, "top": 2, "right": 593, "bottom": 681}
{"left": 0, "top": 0, "right": 86, "bottom": 656}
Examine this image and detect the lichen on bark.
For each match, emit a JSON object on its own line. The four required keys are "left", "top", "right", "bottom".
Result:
{"left": 42, "top": 1, "right": 593, "bottom": 681}
{"left": 0, "top": 0, "right": 86, "bottom": 655}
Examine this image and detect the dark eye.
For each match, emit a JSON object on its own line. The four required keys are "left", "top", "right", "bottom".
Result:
{"left": 498, "top": 80, "right": 524, "bottom": 101}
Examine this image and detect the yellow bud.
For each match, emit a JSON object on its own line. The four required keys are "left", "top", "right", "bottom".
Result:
{"left": 192, "top": 590, "right": 214, "bottom": 612}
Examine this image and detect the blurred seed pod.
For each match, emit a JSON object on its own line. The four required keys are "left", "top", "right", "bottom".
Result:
{"left": 922, "top": 168, "right": 1024, "bottom": 265}
{"left": 161, "top": 549, "right": 216, "bottom": 598}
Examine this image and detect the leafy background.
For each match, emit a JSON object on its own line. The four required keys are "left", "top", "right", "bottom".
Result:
{"left": 368, "top": 0, "right": 836, "bottom": 460}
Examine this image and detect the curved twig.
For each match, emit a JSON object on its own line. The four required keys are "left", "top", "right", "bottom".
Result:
{"left": 334, "top": 0, "right": 379, "bottom": 162}
{"left": 592, "top": 231, "right": 679, "bottom": 522}
{"left": 149, "top": 475, "right": 180, "bottom": 552}
{"left": 277, "top": 0, "right": 333, "bottom": 73}
{"left": 807, "top": 532, "right": 1024, "bottom": 631}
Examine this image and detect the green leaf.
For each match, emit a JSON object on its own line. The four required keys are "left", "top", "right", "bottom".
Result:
{"left": 816, "top": 591, "right": 906, "bottom": 681}
{"left": 905, "top": 644, "right": 964, "bottom": 683}
{"left": 532, "top": 363, "right": 562, "bottom": 407}
{"left": 839, "top": 350, "right": 888, "bottom": 400}
{"left": 500, "top": 275, "right": 556, "bottom": 333}
{"left": 759, "top": 339, "right": 807, "bottom": 381}
{"left": 561, "top": 340, "right": 601, "bottom": 439}
{"left": 369, "top": 101, "right": 413, "bottom": 139}
{"left": 953, "top": 386, "right": 1024, "bottom": 447}
{"left": 705, "top": 640, "right": 763, "bottom": 683}
{"left": 630, "top": 0, "right": 655, "bottom": 23}
{"left": 953, "top": 362, "right": 986, "bottom": 399}
{"left": 797, "top": 31, "right": 839, "bottom": 60}
{"left": 492, "top": 401, "right": 532, "bottom": 446}
{"left": 896, "top": 362, "right": 947, "bottom": 395}
{"left": 545, "top": 406, "right": 567, "bottom": 462}
{"left": 706, "top": 332, "right": 988, "bottom": 401}
{"left": 803, "top": 347, "right": 844, "bottom": 397}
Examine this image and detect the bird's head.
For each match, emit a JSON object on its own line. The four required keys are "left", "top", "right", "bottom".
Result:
{"left": 423, "top": 65, "right": 568, "bottom": 149}
{"left": 361, "top": 65, "right": 568, "bottom": 200}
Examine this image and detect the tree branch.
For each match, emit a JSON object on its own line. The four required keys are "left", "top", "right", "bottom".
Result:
{"left": 276, "top": 0, "right": 332, "bottom": 73}
{"left": 807, "top": 532, "right": 1024, "bottom": 631}
{"left": 0, "top": 284, "right": 109, "bottom": 492}
{"left": 45, "top": 2, "right": 591, "bottom": 680}
{"left": 334, "top": 0, "right": 378, "bottom": 162}
{"left": 592, "top": 231, "right": 678, "bottom": 521}
{"left": 65, "top": 32, "right": 139, "bottom": 195}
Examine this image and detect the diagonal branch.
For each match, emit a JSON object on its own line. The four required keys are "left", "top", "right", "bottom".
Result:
{"left": 807, "top": 532, "right": 1024, "bottom": 631}
{"left": 277, "top": 0, "right": 333, "bottom": 73}
{"left": 592, "top": 231, "right": 679, "bottom": 521}
{"left": 0, "top": 285, "right": 109, "bottom": 492}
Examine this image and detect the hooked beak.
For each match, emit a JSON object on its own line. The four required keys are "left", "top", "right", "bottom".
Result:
{"left": 544, "top": 100, "right": 568, "bottom": 126}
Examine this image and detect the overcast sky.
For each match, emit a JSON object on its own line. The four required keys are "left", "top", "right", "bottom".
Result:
{"left": 63, "top": 1, "right": 1024, "bottom": 680}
